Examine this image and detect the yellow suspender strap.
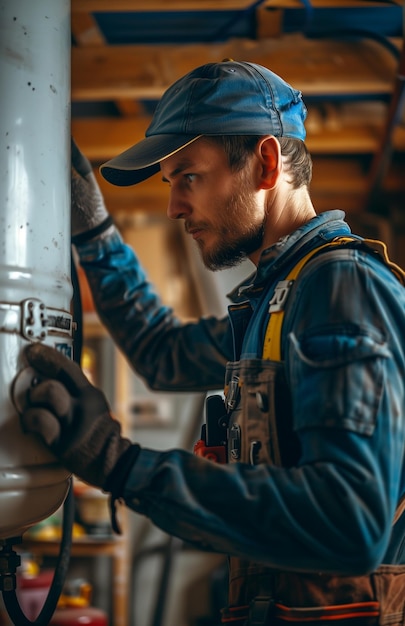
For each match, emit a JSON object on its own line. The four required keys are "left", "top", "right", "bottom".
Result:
{"left": 262, "top": 238, "right": 356, "bottom": 362}
{"left": 362, "top": 238, "right": 405, "bottom": 285}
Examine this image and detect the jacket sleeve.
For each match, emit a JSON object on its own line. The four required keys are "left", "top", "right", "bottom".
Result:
{"left": 75, "top": 227, "right": 233, "bottom": 391}
{"left": 119, "top": 249, "right": 405, "bottom": 575}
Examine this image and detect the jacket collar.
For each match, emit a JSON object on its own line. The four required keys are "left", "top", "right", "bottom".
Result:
{"left": 227, "top": 210, "right": 350, "bottom": 303}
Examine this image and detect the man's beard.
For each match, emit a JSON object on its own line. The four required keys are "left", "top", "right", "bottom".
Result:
{"left": 197, "top": 178, "right": 266, "bottom": 271}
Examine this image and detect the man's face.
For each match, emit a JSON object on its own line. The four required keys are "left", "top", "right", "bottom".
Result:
{"left": 160, "top": 138, "right": 266, "bottom": 270}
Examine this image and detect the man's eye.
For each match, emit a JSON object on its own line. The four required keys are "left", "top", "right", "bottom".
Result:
{"left": 185, "top": 173, "right": 196, "bottom": 183}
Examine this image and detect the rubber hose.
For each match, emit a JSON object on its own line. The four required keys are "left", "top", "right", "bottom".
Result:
{"left": 2, "top": 479, "right": 75, "bottom": 626}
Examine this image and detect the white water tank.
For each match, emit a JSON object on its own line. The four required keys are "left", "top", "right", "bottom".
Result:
{"left": 0, "top": 0, "right": 72, "bottom": 538}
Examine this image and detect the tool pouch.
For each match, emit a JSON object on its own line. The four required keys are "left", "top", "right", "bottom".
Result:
{"left": 221, "top": 565, "right": 405, "bottom": 626}
{"left": 193, "top": 438, "right": 227, "bottom": 463}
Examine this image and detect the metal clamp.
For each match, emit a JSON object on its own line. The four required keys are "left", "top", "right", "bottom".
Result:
{"left": 0, "top": 299, "right": 73, "bottom": 341}
{"left": 21, "top": 298, "right": 48, "bottom": 341}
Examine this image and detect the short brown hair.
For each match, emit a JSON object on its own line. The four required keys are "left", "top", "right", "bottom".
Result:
{"left": 208, "top": 135, "right": 312, "bottom": 189}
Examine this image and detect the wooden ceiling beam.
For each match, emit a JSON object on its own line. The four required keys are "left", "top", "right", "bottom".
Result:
{"left": 71, "top": 111, "right": 405, "bottom": 163}
{"left": 262, "top": 0, "right": 402, "bottom": 7}
{"left": 72, "top": 0, "right": 259, "bottom": 11}
{"left": 71, "top": 10, "right": 142, "bottom": 117}
{"left": 72, "top": 0, "right": 402, "bottom": 11}
{"left": 72, "top": 35, "right": 399, "bottom": 102}
{"left": 71, "top": 11, "right": 105, "bottom": 45}
{"left": 72, "top": 118, "right": 149, "bottom": 162}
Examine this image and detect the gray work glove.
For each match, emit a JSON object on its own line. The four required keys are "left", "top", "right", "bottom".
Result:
{"left": 20, "top": 343, "right": 140, "bottom": 498}
{"left": 71, "top": 137, "right": 113, "bottom": 243}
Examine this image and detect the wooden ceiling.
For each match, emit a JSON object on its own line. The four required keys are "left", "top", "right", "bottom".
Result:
{"left": 70, "top": 0, "right": 405, "bottom": 224}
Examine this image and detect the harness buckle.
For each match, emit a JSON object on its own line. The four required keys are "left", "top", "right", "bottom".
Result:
{"left": 249, "top": 596, "right": 274, "bottom": 626}
{"left": 268, "top": 280, "right": 293, "bottom": 313}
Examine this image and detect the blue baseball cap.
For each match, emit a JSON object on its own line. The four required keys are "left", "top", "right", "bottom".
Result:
{"left": 100, "top": 60, "right": 307, "bottom": 186}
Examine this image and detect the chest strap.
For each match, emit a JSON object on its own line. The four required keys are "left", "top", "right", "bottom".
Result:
{"left": 262, "top": 236, "right": 405, "bottom": 362}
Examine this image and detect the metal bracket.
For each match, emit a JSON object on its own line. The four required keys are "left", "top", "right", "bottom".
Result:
{"left": 21, "top": 298, "right": 48, "bottom": 341}
{"left": 268, "top": 279, "right": 294, "bottom": 313}
{"left": 0, "top": 299, "right": 72, "bottom": 341}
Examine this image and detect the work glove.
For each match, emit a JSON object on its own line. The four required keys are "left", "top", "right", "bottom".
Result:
{"left": 20, "top": 343, "right": 140, "bottom": 499}
{"left": 71, "top": 137, "right": 113, "bottom": 243}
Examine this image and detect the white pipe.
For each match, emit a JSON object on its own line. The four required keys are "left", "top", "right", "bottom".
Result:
{"left": 0, "top": 0, "right": 72, "bottom": 538}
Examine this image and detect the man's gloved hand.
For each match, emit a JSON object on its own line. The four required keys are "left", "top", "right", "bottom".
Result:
{"left": 71, "top": 137, "right": 113, "bottom": 243}
{"left": 20, "top": 343, "right": 140, "bottom": 494}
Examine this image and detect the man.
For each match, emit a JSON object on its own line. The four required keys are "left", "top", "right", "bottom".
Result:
{"left": 21, "top": 61, "right": 405, "bottom": 625}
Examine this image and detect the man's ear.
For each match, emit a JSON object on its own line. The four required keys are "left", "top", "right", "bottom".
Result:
{"left": 255, "top": 136, "right": 281, "bottom": 190}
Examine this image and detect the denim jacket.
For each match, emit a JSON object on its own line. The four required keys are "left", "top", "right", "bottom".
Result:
{"left": 76, "top": 209, "right": 405, "bottom": 576}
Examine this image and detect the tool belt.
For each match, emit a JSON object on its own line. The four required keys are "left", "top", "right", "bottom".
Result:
{"left": 220, "top": 598, "right": 380, "bottom": 626}
{"left": 220, "top": 565, "right": 405, "bottom": 626}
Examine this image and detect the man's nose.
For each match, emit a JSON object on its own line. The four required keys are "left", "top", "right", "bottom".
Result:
{"left": 166, "top": 189, "right": 190, "bottom": 220}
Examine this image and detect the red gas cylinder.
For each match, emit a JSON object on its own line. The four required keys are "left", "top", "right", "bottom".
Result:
{"left": 17, "top": 568, "right": 54, "bottom": 621}
{"left": 50, "top": 606, "right": 108, "bottom": 626}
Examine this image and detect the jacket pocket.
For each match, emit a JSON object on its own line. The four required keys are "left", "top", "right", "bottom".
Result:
{"left": 288, "top": 328, "right": 391, "bottom": 436}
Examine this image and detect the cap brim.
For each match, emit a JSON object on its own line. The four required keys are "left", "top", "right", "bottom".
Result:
{"left": 100, "top": 134, "right": 201, "bottom": 186}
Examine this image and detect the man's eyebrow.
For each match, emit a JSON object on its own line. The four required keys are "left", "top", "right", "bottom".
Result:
{"left": 161, "top": 159, "right": 194, "bottom": 182}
